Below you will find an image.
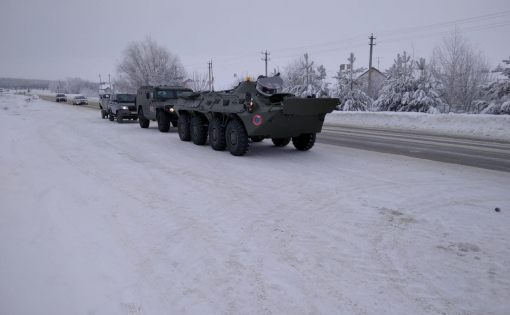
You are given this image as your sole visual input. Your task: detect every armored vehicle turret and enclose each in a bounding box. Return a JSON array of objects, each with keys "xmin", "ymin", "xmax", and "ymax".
[{"xmin": 173, "ymin": 75, "xmax": 339, "ymax": 156}]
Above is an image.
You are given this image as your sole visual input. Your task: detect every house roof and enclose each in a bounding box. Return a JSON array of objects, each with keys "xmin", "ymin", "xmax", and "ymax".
[{"xmin": 356, "ymin": 67, "xmax": 386, "ymax": 80}]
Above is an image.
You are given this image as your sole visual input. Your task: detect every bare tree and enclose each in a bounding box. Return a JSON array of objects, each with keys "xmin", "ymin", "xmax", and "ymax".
[
  {"xmin": 430, "ymin": 30, "xmax": 490, "ymax": 112},
  {"xmin": 186, "ymin": 71, "xmax": 209, "ymax": 91},
  {"xmin": 116, "ymin": 37, "xmax": 186, "ymax": 92}
]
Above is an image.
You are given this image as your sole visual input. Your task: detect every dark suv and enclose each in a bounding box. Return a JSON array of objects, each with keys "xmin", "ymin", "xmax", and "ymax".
[
  {"xmin": 107, "ymin": 93, "xmax": 137, "ymax": 123},
  {"xmin": 136, "ymin": 86, "xmax": 192, "ymax": 132},
  {"xmin": 56, "ymin": 93, "xmax": 67, "ymax": 102}
]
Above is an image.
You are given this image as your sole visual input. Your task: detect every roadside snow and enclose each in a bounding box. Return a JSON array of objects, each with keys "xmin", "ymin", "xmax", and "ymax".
[
  {"xmin": 326, "ymin": 111, "xmax": 510, "ymax": 141},
  {"xmin": 1, "ymin": 93, "xmax": 509, "ymax": 315}
]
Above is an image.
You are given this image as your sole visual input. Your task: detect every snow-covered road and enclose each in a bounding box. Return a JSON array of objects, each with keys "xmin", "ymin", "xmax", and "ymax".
[{"xmin": 1, "ymin": 93, "xmax": 509, "ymax": 315}]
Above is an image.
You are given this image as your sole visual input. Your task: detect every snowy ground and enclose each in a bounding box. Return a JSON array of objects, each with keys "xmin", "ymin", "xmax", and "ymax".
[
  {"xmin": 326, "ymin": 111, "xmax": 510, "ymax": 141},
  {"xmin": 1, "ymin": 93, "xmax": 509, "ymax": 315}
]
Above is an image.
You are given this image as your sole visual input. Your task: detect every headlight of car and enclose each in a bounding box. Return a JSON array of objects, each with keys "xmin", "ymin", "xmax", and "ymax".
[{"xmin": 121, "ymin": 106, "xmax": 128, "ymax": 110}]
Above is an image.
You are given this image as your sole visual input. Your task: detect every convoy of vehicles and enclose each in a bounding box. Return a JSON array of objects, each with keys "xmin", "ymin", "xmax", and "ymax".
[{"xmin": 55, "ymin": 75, "xmax": 338, "ymax": 156}]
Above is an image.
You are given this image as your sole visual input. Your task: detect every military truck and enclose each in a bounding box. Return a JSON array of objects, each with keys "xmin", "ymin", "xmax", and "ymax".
[
  {"xmin": 173, "ymin": 75, "xmax": 339, "ymax": 156},
  {"xmin": 136, "ymin": 86, "xmax": 192, "ymax": 132},
  {"xmin": 106, "ymin": 93, "xmax": 137, "ymax": 123}
]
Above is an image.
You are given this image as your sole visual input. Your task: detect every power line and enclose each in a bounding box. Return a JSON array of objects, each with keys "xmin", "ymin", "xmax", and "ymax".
[{"xmin": 182, "ymin": 10, "xmax": 510, "ymax": 71}]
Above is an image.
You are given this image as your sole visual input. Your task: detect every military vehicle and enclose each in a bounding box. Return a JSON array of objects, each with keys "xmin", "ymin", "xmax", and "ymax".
[
  {"xmin": 136, "ymin": 86, "xmax": 192, "ymax": 132},
  {"xmin": 173, "ymin": 75, "xmax": 339, "ymax": 156},
  {"xmin": 106, "ymin": 93, "xmax": 137, "ymax": 123}
]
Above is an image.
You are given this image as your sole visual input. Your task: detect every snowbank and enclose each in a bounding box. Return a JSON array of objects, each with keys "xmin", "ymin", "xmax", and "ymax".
[
  {"xmin": 326, "ymin": 111, "xmax": 510, "ymax": 141},
  {"xmin": 1, "ymin": 93, "xmax": 510, "ymax": 315}
]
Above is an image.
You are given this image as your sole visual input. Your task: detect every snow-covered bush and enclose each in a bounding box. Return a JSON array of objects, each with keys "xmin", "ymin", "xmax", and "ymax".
[
  {"xmin": 374, "ymin": 53, "xmax": 444, "ymax": 113},
  {"xmin": 283, "ymin": 53, "xmax": 329, "ymax": 97},
  {"xmin": 330, "ymin": 53, "xmax": 371, "ymax": 111},
  {"xmin": 477, "ymin": 56, "xmax": 510, "ymax": 115}
]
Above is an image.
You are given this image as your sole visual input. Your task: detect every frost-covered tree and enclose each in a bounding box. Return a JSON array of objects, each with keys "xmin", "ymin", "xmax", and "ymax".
[
  {"xmin": 282, "ymin": 53, "xmax": 329, "ymax": 97},
  {"xmin": 476, "ymin": 56, "xmax": 510, "ymax": 115},
  {"xmin": 331, "ymin": 53, "xmax": 372, "ymax": 111},
  {"xmin": 116, "ymin": 37, "xmax": 186, "ymax": 92},
  {"xmin": 430, "ymin": 30, "xmax": 490, "ymax": 113},
  {"xmin": 187, "ymin": 71, "xmax": 209, "ymax": 91},
  {"xmin": 374, "ymin": 52, "xmax": 444, "ymax": 113}
]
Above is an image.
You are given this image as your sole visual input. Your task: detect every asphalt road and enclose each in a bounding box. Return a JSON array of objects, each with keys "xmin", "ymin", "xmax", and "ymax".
[{"xmin": 319, "ymin": 125, "xmax": 510, "ymax": 172}]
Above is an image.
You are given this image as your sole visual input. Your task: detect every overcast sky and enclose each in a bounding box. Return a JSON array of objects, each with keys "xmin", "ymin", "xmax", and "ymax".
[{"xmin": 1, "ymin": 0, "xmax": 509, "ymax": 89}]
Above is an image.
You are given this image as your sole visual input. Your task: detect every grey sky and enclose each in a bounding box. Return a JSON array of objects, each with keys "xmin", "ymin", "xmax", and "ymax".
[{"xmin": 1, "ymin": 0, "xmax": 509, "ymax": 89}]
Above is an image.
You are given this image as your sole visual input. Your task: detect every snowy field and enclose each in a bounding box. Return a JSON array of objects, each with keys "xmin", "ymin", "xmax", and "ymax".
[
  {"xmin": 326, "ymin": 111, "xmax": 510, "ymax": 141},
  {"xmin": 1, "ymin": 93, "xmax": 509, "ymax": 315}
]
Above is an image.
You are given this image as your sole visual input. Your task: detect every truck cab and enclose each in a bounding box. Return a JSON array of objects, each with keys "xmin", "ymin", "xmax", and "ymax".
[{"xmin": 136, "ymin": 85, "xmax": 192, "ymax": 132}]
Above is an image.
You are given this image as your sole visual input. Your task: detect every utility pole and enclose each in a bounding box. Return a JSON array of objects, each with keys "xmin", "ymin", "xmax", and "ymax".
[
  {"xmin": 368, "ymin": 33, "xmax": 376, "ymax": 98},
  {"xmin": 261, "ymin": 50, "xmax": 270, "ymax": 76},
  {"xmin": 208, "ymin": 60, "xmax": 214, "ymax": 92}
]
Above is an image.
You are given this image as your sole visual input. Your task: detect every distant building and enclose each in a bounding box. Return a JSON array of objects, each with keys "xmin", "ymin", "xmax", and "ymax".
[{"xmin": 356, "ymin": 67, "xmax": 386, "ymax": 99}]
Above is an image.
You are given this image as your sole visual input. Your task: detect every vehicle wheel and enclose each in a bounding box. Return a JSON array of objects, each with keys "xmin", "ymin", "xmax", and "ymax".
[
  {"xmin": 226, "ymin": 119, "xmax": 249, "ymax": 156},
  {"xmin": 191, "ymin": 115, "xmax": 208, "ymax": 145},
  {"xmin": 117, "ymin": 114, "xmax": 124, "ymax": 123},
  {"xmin": 178, "ymin": 112, "xmax": 191, "ymax": 141},
  {"xmin": 272, "ymin": 137, "xmax": 291, "ymax": 147},
  {"xmin": 292, "ymin": 133, "xmax": 316, "ymax": 151},
  {"xmin": 250, "ymin": 136, "xmax": 264, "ymax": 143},
  {"xmin": 209, "ymin": 117, "xmax": 226, "ymax": 151},
  {"xmin": 109, "ymin": 113, "xmax": 114, "ymax": 121},
  {"xmin": 138, "ymin": 108, "xmax": 150, "ymax": 128},
  {"xmin": 157, "ymin": 111, "xmax": 170, "ymax": 132}
]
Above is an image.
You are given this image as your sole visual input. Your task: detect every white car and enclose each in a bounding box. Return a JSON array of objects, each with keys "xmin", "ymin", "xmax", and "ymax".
[{"xmin": 72, "ymin": 95, "xmax": 88, "ymax": 105}]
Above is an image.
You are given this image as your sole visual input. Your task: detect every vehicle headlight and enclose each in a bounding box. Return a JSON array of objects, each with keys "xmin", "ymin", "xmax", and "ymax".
[
  {"xmin": 169, "ymin": 107, "xmax": 175, "ymax": 112},
  {"xmin": 121, "ymin": 106, "xmax": 128, "ymax": 110}
]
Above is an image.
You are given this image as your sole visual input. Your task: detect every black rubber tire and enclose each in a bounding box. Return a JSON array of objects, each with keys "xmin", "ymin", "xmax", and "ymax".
[
  {"xmin": 226, "ymin": 119, "xmax": 249, "ymax": 156},
  {"xmin": 250, "ymin": 136, "xmax": 264, "ymax": 143},
  {"xmin": 138, "ymin": 108, "xmax": 149, "ymax": 128},
  {"xmin": 157, "ymin": 111, "xmax": 170, "ymax": 132},
  {"xmin": 272, "ymin": 137, "xmax": 291, "ymax": 147},
  {"xmin": 292, "ymin": 133, "xmax": 316, "ymax": 151},
  {"xmin": 117, "ymin": 114, "xmax": 123, "ymax": 124},
  {"xmin": 191, "ymin": 115, "xmax": 208, "ymax": 145},
  {"xmin": 178, "ymin": 112, "xmax": 191, "ymax": 141},
  {"xmin": 209, "ymin": 117, "xmax": 226, "ymax": 151},
  {"xmin": 109, "ymin": 113, "xmax": 114, "ymax": 122}
]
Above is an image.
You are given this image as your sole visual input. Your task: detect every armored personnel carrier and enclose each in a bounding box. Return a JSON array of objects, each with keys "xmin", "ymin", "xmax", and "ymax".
[
  {"xmin": 173, "ymin": 75, "xmax": 339, "ymax": 156},
  {"xmin": 136, "ymin": 85, "xmax": 192, "ymax": 132}
]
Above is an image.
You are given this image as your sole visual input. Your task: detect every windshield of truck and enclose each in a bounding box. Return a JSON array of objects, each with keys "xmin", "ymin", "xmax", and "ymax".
[
  {"xmin": 156, "ymin": 90, "xmax": 189, "ymax": 100},
  {"xmin": 115, "ymin": 94, "xmax": 136, "ymax": 103},
  {"xmin": 256, "ymin": 76, "xmax": 283, "ymax": 96},
  {"xmin": 57, "ymin": 94, "xmax": 65, "ymax": 97}
]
